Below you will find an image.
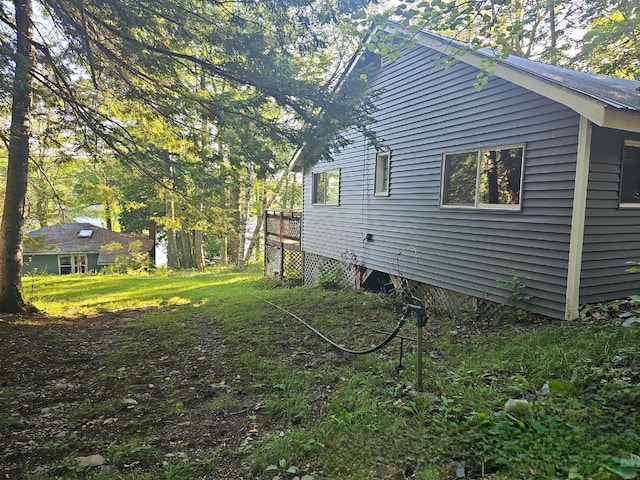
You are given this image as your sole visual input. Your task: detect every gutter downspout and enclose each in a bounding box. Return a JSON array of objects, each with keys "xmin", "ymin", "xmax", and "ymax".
[{"xmin": 565, "ymin": 116, "xmax": 592, "ymax": 320}]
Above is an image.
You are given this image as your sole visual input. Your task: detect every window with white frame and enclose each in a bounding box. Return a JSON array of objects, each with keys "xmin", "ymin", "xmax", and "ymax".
[
  {"xmin": 620, "ymin": 140, "xmax": 640, "ymax": 207},
  {"xmin": 441, "ymin": 145, "xmax": 525, "ymax": 210},
  {"xmin": 374, "ymin": 151, "xmax": 391, "ymax": 196},
  {"xmin": 312, "ymin": 169, "xmax": 340, "ymax": 205},
  {"xmin": 59, "ymin": 254, "xmax": 88, "ymax": 274}
]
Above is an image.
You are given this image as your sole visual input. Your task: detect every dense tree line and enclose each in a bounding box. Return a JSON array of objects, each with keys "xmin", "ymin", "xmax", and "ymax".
[{"xmin": 0, "ymin": 0, "xmax": 375, "ymax": 312}]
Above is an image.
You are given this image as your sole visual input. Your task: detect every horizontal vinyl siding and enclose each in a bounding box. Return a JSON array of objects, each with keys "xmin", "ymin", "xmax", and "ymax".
[
  {"xmin": 303, "ymin": 45, "xmax": 580, "ymax": 319},
  {"xmin": 22, "ymin": 253, "xmax": 101, "ymax": 274},
  {"xmin": 581, "ymin": 126, "xmax": 640, "ymax": 303},
  {"xmin": 23, "ymin": 254, "xmax": 57, "ymax": 274}
]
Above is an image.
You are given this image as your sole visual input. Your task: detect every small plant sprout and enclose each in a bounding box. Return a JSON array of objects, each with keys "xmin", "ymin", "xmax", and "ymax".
[
  {"xmin": 498, "ymin": 272, "xmax": 532, "ymax": 321},
  {"xmin": 266, "ymin": 459, "xmax": 311, "ymax": 480}
]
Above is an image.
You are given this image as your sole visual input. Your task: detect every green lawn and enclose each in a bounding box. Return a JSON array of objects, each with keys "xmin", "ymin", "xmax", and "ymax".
[{"xmin": 7, "ymin": 266, "xmax": 640, "ymax": 479}]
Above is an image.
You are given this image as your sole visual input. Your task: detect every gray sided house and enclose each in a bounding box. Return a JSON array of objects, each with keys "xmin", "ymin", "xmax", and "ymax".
[
  {"xmin": 292, "ymin": 27, "xmax": 640, "ymax": 320},
  {"xmin": 23, "ymin": 223, "xmax": 155, "ymax": 275}
]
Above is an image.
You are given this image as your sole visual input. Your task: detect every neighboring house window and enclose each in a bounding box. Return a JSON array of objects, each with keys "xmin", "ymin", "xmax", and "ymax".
[
  {"xmin": 374, "ymin": 151, "xmax": 391, "ymax": 196},
  {"xmin": 441, "ymin": 145, "xmax": 525, "ymax": 210},
  {"xmin": 620, "ymin": 140, "xmax": 640, "ymax": 207},
  {"xmin": 312, "ymin": 169, "xmax": 340, "ymax": 205},
  {"xmin": 59, "ymin": 254, "xmax": 87, "ymax": 274}
]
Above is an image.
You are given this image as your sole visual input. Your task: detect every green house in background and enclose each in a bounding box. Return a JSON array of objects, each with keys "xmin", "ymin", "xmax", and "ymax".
[{"xmin": 23, "ymin": 223, "xmax": 155, "ymax": 275}]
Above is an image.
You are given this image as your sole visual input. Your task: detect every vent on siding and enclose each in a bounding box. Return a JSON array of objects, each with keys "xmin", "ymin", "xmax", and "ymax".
[{"xmin": 381, "ymin": 54, "xmax": 393, "ymax": 69}]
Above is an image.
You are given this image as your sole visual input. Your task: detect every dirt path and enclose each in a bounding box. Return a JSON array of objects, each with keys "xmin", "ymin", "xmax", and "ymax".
[{"xmin": 0, "ymin": 311, "xmax": 255, "ymax": 478}]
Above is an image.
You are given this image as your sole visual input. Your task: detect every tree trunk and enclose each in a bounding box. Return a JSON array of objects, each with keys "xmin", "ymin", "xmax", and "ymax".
[
  {"xmin": 193, "ymin": 229, "xmax": 205, "ymax": 271},
  {"xmin": 179, "ymin": 230, "xmax": 193, "ymax": 269},
  {"xmin": 219, "ymin": 190, "xmax": 228, "ymax": 265},
  {"xmin": 244, "ymin": 183, "xmax": 266, "ymax": 263},
  {"xmin": 229, "ymin": 186, "xmax": 240, "ymax": 264},
  {"xmin": 105, "ymin": 200, "xmax": 113, "ymax": 230},
  {"xmin": 166, "ymin": 228, "xmax": 180, "ymax": 269},
  {"xmin": 0, "ymin": 0, "xmax": 35, "ymax": 313},
  {"xmin": 166, "ymin": 162, "xmax": 180, "ymax": 269},
  {"xmin": 220, "ymin": 235, "xmax": 228, "ymax": 265},
  {"xmin": 485, "ymin": 150, "xmax": 499, "ymax": 204},
  {"xmin": 237, "ymin": 163, "xmax": 254, "ymax": 267},
  {"xmin": 194, "ymin": 63, "xmax": 207, "ymax": 272},
  {"xmin": 548, "ymin": 0, "xmax": 557, "ymax": 50}
]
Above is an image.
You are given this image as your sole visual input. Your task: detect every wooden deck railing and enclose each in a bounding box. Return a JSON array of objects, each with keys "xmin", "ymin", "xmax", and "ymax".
[
  {"xmin": 265, "ymin": 210, "xmax": 301, "ymax": 242},
  {"xmin": 264, "ymin": 210, "xmax": 303, "ymax": 282},
  {"xmin": 264, "ymin": 210, "xmax": 301, "ymax": 250}
]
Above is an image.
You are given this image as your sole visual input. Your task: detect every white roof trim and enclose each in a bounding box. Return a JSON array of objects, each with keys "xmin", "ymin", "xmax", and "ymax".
[{"xmin": 289, "ymin": 147, "xmax": 304, "ymax": 172}]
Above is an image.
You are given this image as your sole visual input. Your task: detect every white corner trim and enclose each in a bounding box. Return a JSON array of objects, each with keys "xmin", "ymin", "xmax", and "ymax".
[{"xmin": 565, "ymin": 116, "xmax": 592, "ymax": 320}]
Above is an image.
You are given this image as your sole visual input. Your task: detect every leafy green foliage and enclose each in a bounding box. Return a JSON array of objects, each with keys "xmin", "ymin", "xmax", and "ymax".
[
  {"xmin": 265, "ymin": 458, "xmax": 308, "ymax": 480},
  {"xmin": 576, "ymin": 0, "xmax": 640, "ymax": 80},
  {"xmin": 498, "ymin": 272, "xmax": 532, "ymax": 321},
  {"xmin": 100, "ymin": 240, "xmax": 154, "ymax": 274}
]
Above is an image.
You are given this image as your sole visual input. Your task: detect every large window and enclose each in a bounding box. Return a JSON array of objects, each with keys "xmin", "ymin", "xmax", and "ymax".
[
  {"xmin": 441, "ymin": 145, "xmax": 525, "ymax": 210},
  {"xmin": 620, "ymin": 140, "xmax": 640, "ymax": 207},
  {"xmin": 312, "ymin": 169, "xmax": 340, "ymax": 205},
  {"xmin": 59, "ymin": 254, "xmax": 87, "ymax": 274},
  {"xmin": 374, "ymin": 151, "xmax": 391, "ymax": 196}
]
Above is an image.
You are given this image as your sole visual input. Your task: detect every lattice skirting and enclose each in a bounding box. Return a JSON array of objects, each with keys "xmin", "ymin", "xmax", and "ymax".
[
  {"xmin": 303, "ymin": 252, "xmax": 357, "ymax": 290},
  {"xmin": 389, "ymin": 275, "xmax": 493, "ymax": 321},
  {"xmin": 300, "ymin": 252, "xmax": 502, "ymax": 320},
  {"xmin": 264, "ymin": 244, "xmax": 304, "ymax": 282}
]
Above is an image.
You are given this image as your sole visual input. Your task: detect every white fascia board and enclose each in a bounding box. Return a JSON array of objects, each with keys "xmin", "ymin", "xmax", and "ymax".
[
  {"xmin": 600, "ymin": 109, "xmax": 640, "ymax": 133},
  {"xmin": 289, "ymin": 147, "xmax": 304, "ymax": 172}
]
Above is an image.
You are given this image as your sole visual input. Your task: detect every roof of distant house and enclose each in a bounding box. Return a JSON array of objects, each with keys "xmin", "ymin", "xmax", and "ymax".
[{"xmin": 24, "ymin": 223, "xmax": 154, "ymax": 264}]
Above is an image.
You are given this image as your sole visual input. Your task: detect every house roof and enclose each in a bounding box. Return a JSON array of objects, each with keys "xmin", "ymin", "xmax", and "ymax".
[
  {"xmin": 24, "ymin": 223, "xmax": 154, "ymax": 265},
  {"xmin": 492, "ymin": 53, "xmax": 640, "ymax": 111},
  {"xmin": 393, "ymin": 26, "xmax": 639, "ymax": 112},
  {"xmin": 290, "ymin": 25, "xmax": 640, "ymax": 172},
  {"xmin": 403, "ymin": 26, "xmax": 640, "ymax": 132}
]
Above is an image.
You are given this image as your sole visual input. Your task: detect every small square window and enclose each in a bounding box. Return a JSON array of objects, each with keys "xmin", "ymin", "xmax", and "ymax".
[
  {"xmin": 374, "ymin": 151, "xmax": 391, "ymax": 196},
  {"xmin": 77, "ymin": 229, "xmax": 93, "ymax": 238},
  {"xmin": 620, "ymin": 140, "xmax": 640, "ymax": 207},
  {"xmin": 441, "ymin": 145, "xmax": 524, "ymax": 210},
  {"xmin": 312, "ymin": 169, "xmax": 340, "ymax": 205}
]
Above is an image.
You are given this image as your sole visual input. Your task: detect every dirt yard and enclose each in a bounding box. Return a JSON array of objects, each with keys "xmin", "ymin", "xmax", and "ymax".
[{"xmin": 0, "ymin": 310, "xmax": 261, "ymax": 479}]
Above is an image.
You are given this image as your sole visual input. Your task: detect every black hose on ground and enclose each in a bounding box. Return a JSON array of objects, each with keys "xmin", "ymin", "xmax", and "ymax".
[{"xmin": 256, "ymin": 296, "xmax": 407, "ymax": 355}]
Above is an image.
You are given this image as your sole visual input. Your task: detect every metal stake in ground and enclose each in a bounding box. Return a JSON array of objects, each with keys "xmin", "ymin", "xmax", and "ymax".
[
  {"xmin": 406, "ymin": 297, "xmax": 429, "ymax": 391},
  {"xmin": 372, "ymin": 330, "xmax": 417, "ymax": 372}
]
